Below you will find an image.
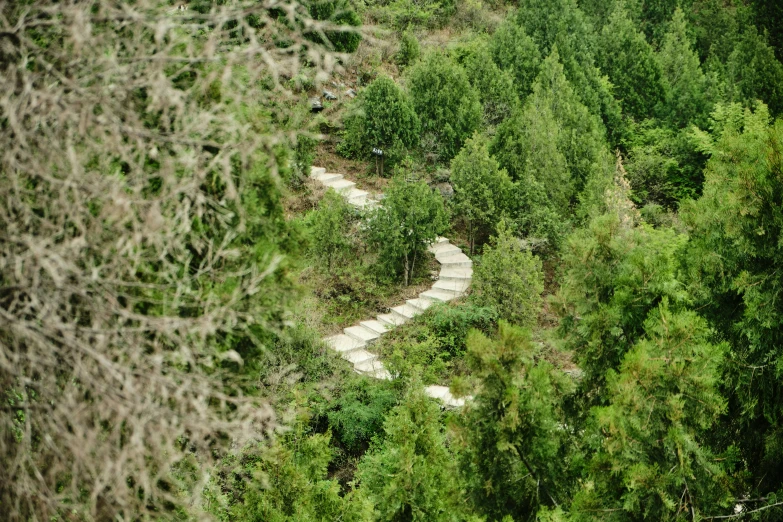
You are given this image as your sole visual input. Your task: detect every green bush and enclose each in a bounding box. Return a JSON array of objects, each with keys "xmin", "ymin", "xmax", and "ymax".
[
  {"xmin": 395, "ymin": 27, "xmax": 421, "ymax": 67},
  {"xmin": 338, "ymin": 76, "xmax": 420, "ymax": 172},
  {"xmin": 307, "ymin": 0, "xmax": 362, "ymax": 53},
  {"xmin": 422, "ymin": 302, "xmax": 498, "ymax": 357},
  {"xmin": 326, "ymin": 378, "xmax": 398, "ymax": 454},
  {"xmin": 407, "ymin": 52, "xmax": 482, "ymax": 161}
]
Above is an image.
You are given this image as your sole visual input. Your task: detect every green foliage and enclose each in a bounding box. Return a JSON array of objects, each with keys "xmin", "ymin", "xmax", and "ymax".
[
  {"xmin": 366, "ymin": 178, "xmax": 447, "ymax": 285},
  {"xmin": 595, "ymin": 5, "xmax": 665, "ymax": 122},
  {"xmin": 572, "ymin": 305, "xmax": 730, "ymax": 521},
  {"xmin": 492, "ymin": 49, "xmax": 608, "ymax": 246},
  {"xmin": 307, "ymin": 189, "xmax": 355, "ymax": 273},
  {"xmin": 356, "ymin": 388, "xmax": 464, "ymax": 521},
  {"xmin": 450, "ymin": 133, "xmax": 513, "ymax": 252},
  {"xmin": 458, "ymin": 322, "xmax": 575, "ymax": 519},
  {"xmin": 471, "ymin": 222, "xmax": 544, "ymax": 327},
  {"xmin": 396, "ymin": 27, "xmax": 421, "ymax": 67},
  {"xmin": 218, "ymin": 430, "xmax": 373, "ymax": 522},
  {"xmin": 291, "ymin": 134, "xmax": 318, "ymax": 187},
  {"xmin": 326, "ymin": 378, "xmax": 398, "ymax": 454},
  {"xmin": 339, "ymin": 76, "xmax": 421, "ymax": 169},
  {"xmin": 554, "ymin": 213, "xmax": 689, "ymax": 402},
  {"xmin": 624, "ymin": 123, "xmax": 706, "ymax": 207},
  {"xmin": 407, "ymin": 52, "xmax": 482, "ymax": 161},
  {"xmin": 307, "ymin": 0, "xmax": 363, "ymax": 52},
  {"xmin": 724, "ymin": 26, "xmax": 783, "ymax": 116},
  {"xmin": 682, "ymin": 103, "xmax": 783, "ymax": 494},
  {"xmin": 489, "ymin": 19, "xmax": 542, "ymax": 100},
  {"xmin": 656, "ymin": 8, "xmax": 715, "ymax": 129},
  {"xmin": 460, "ymin": 42, "xmax": 519, "ymax": 125},
  {"xmin": 421, "ymin": 302, "xmax": 498, "ymax": 358}
]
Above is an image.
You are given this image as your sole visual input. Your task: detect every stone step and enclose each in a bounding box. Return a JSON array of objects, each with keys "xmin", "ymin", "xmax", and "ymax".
[
  {"xmin": 346, "ymin": 188, "xmax": 370, "ymax": 204},
  {"xmin": 424, "ymin": 385, "xmax": 468, "ymax": 408},
  {"xmin": 344, "ymin": 325, "xmax": 381, "ymax": 345},
  {"xmin": 436, "ymin": 249, "xmax": 469, "ymax": 262},
  {"xmin": 360, "ymin": 320, "xmax": 390, "ymax": 336},
  {"xmin": 434, "ymin": 236, "xmax": 449, "ymax": 244},
  {"xmin": 438, "ymin": 253, "xmax": 472, "ymax": 268},
  {"xmin": 377, "ymin": 313, "xmax": 407, "ymax": 327},
  {"xmin": 391, "ymin": 304, "xmax": 421, "ymax": 322},
  {"xmin": 354, "ymin": 358, "xmax": 388, "ymax": 376},
  {"xmin": 315, "ymin": 172, "xmax": 343, "ymax": 184},
  {"xmin": 355, "ymin": 365, "xmax": 392, "ymax": 380},
  {"xmin": 325, "ymin": 334, "xmax": 365, "ymax": 354},
  {"xmin": 430, "ymin": 242, "xmax": 461, "ymax": 257},
  {"xmin": 406, "ymin": 298, "xmax": 433, "ymax": 313},
  {"xmin": 323, "ymin": 178, "xmax": 356, "ymax": 193},
  {"xmin": 310, "ymin": 166, "xmax": 326, "ymax": 177},
  {"xmin": 342, "ymin": 348, "xmax": 378, "ymax": 366},
  {"xmin": 439, "ymin": 267, "xmax": 473, "ymax": 282},
  {"xmin": 433, "ymin": 279, "xmax": 471, "ymax": 294},
  {"xmin": 420, "ymin": 288, "xmax": 460, "ymax": 303}
]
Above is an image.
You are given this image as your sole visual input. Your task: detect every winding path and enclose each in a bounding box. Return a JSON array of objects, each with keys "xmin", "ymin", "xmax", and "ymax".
[{"xmin": 310, "ymin": 166, "xmax": 472, "ymax": 407}]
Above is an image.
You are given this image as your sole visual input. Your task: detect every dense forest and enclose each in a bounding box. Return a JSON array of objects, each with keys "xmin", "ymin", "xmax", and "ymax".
[{"xmin": 2, "ymin": 0, "xmax": 783, "ymax": 520}]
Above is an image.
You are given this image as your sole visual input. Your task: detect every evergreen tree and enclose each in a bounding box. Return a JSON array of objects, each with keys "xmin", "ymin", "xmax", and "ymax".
[
  {"xmin": 489, "ymin": 19, "xmax": 542, "ymax": 100},
  {"xmin": 457, "ymin": 322, "xmax": 574, "ymax": 519},
  {"xmin": 461, "ymin": 42, "xmax": 519, "ymax": 125},
  {"xmin": 572, "ymin": 305, "xmax": 730, "ymax": 521},
  {"xmin": 656, "ymin": 8, "xmax": 714, "ymax": 129},
  {"xmin": 725, "ymin": 26, "xmax": 783, "ymax": 116},
  {"xmin": 366, "ymin": 178, "xmax": 447, "ymax": 285},
  {"xmin": 596, "ymin": 5, "xmax": 666, "ymax": 122},
  {"xmin": 554, "ymin": 213, "xmax": 689, "ymax": 403},
  {"xmin": 356, "ymin": 389, "xmax": 464, "ymax": 521},
  {"xmin": 682, "ymin": 103, "xmax": 783, "ymax": 498},
  {"xmin": 308, "ymin": 189, "xmax": 354, "ymax": 273},
  {"xmin": 407, "ymin": 52, "xmax": 482, "ymax": 161},
  {"xmin": 450, "ymin": 134, "xmax": 513, "ymax": 253},
  {"xmin": 339, "ymin": 76, "xmax": 421, "ymax": 170},
  {"xmin": 471, "ymin": 222, "xmax": 544, "ymax": 327}
]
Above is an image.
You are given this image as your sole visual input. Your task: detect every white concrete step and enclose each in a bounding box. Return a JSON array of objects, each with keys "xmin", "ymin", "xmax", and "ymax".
[
  {"xmin": 360, "ymin": 320, "xmax": 390, "ymax": 335},
  {"xmin": 325, "ymin": 334, "xmax": 366, "ymax": 354},
  {"xmin": 315, "ymin": 172, "xmax": 343, "ymax": 184},
  {"xmin": 344, "ymin": 325, "xmax": 381, "ymax": 345},
  {"xmin": 377, "ymin": 313, "xmax": 407, "ymax": 327},
  {"xmin": 310, "ymin": 166, "xmax": 326, "ymax": 177},
  {"xmin": 424, "ymin": 385, "xmax": 468, "ymax": 408},
  {"xmin": 391, "ymin": 304, "xmax": 421, "ymax": 322},
  {"xmin": 436, "ymin": 249, "xmax": 468, "ymax": 261},
  {"xmin": 346, "ymin": 188, "xmax": 369, "ymax": 204},
  {"xmin": 433, "ymin": 279, "xmax": 471, "ymax": 294},
  {"xmin": 430, "ymin": 242, "xmax": 461, "ymax": 257},
  {"xmin": 406, "ymin": 298, "xmax": 433, "ymax": 313},
  {"xmin": 342, "ymin": 348, "xmax": 378, "ymax": 366},
  {"xmin": 323, "ymin": 178, "xmax": 356, "ymax": 193},
  {"xmin": 439, "ymin": 253, "xmax": 472, "ymax": 268},
  {"xmin": 356, "ymin": 365, "xmax": 392, "ymax": 380},
  {"xmin": 354, "ymin": 358, "xmax": 388, "ymax": 375},
  {"xmin": 434, "ymin": 236, "xmax": 449, "ymax": 244},
  {"xmin": 439, "ymin": 267, "xmax": 473, "ymax": 282},
  {"xmin": 420, "ymin": 288, "xmax": 459, "ymax": 302}
]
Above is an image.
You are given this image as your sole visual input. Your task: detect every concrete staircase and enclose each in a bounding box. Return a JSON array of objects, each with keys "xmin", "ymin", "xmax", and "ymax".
[{"xmin": 311, "ymin": 166, "xmax": 472, "ymax": 408}]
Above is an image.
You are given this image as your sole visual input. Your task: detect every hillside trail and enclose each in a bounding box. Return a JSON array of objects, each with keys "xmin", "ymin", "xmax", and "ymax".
[{"xmin": 311, "ymin": 166, "xmax": 472, "ymax": 407}]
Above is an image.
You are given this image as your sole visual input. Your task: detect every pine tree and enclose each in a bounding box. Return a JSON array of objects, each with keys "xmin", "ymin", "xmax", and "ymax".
[
  {"xmin": 572, "ymin": 305, "xmax": 730, "ymax": 521},
  {"xmin": 450, "ymin": 134, "xmax": 513, "ymax": 253},
  {"xmin": 596, "ymin": 5, "xmax": 666, "ymax": 122},
  {"xmin": 490, "ymin": 19, "xmax": 542, "ymax": 100},
  {"xmin": 407, "ymin": 52, "xmax": 482, "ymax": 161},
  {"xmin": 457, "ymin": 322, "xmax": 574, "ymax": 519},
  {"xmin": 656, "ymin": 8, "xmax": 714, "ymax": 129}
]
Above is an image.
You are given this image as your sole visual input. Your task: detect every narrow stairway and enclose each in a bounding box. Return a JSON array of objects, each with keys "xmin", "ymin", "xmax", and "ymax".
[{"xmin": 311, "ymin": 166, "xmax": 472, "ymax": 408}]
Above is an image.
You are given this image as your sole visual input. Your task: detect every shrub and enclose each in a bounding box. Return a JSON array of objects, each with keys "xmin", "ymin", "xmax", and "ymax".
[
  {"xmin": 326, "ymin": 379, "xmax": 398, "ymax": 454},
  {"xmin": 396, "ymin": 27, "xmax": 421, "ymax": 67},
  {"xmin": 307, "ymin": 0, "xmax": 362, "ymax": 53},
  {"xmin": 471, "ymin": 221, "xmax": 544, "ymax": 327},
  {"xmin": 306, "ymin": 189, "xmax": 355, "ymax": 273},
  {"xmin": 422, "ymin": 302, "xmax": 498, "ymax": 357}
]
